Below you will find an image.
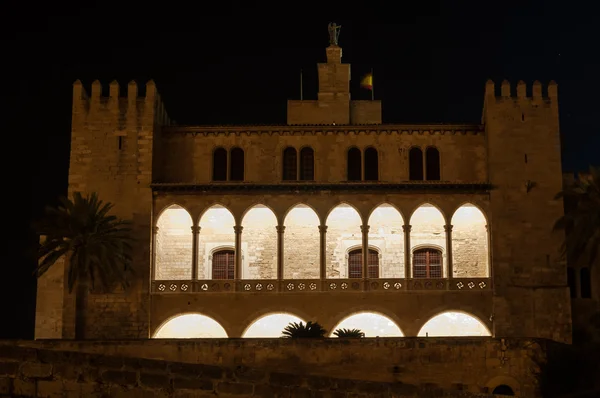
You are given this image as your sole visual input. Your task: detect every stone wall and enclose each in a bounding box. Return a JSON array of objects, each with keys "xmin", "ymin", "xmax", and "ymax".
[
  {"xmin": 242, "ymin": 207, "xmax": 278, "ymax": 279},
  {"xmin": 197, "ymin": 206, "xmax": 236, "ymax": 279},
  {"xmin": 451, "ymin": 205, "xmax": 489, "ymax": 277},
  {"xmin": 368, "ymin": 204, "xmax": 405, "ymax": 278},
  {"xmin": 160, "ymin": 129, "xmax": 487, "ymax": 184},
  {"xmin": 325, "ymin": 205, "xmax": 363, "ymax": 278},
  {"xmin": 3, "ymin": 338, "xmax": 543, "ymax": 397},
  {"xmin": 283, "ymin": 206, "xmax": 320, "ymax": 279}
]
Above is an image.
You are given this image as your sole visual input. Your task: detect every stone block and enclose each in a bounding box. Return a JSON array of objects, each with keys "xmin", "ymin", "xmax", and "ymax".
[
  {"xmin": 37, "ymin": 380, "xmax": 64, "ymax": 397},
  {"xmin": 100, "ymin": 369, "xmax": 137, "ymax": 385},
  {"xmin": 140, "ymin": 372, "xmax": 171, "ymax": 389},
  {"xmin": 20, "ymin": 362, "xmax": 52, "ymax": 378},
  {"xmin": 13, "ymin": 378, "xmax": 36, "ymax": 396},
  {"xmin": 0, "ymin": 361, "xmax": 19, "ymax": 377},
  {"xmin": 172, "ymin": 376, "xmax": 213, "ymax": 390},
  {"xmin": 216, "ymin": 381, "xmax": 254, "ymax": 395}
]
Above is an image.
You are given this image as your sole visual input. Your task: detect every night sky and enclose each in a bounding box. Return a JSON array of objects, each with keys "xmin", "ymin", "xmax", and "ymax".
[{"xmin": 3, "ymin": 2, "xmax": 598, "ymax": 339}]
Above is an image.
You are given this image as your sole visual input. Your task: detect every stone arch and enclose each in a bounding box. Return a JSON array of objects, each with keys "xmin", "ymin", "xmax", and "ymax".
[
  {"xmin": 347, "ymin": 146, "xmax": 362, "ymax": 181},
  {"xmin": 283, "ymin": 202, "xmax": 323, "ymax": 226},
  {"xmin": 154, "ymin": 204, "xmax": 193, "ymax": 280},
  {"xmin": 368, "ymin": 203, "xmax": 405, "ymax": 278},
  {"xmin": 155, "ymin": 203, "xmax": 192, "ymax": 226},
  {"xmin": 409, "ymin": 203, "xmax": 447, "ymax": 277},
  {"xmin": 451, "ymin": 203, "xmax": 489, "ymax": 277},
  {"xmin": 299, "ymin": 146, "xmax": 315, "ymax": 181},
  {"xmin": 325, "ymin": 203, "xmax": 363, "ymax": 279},
  {"xmin": 242, "ymin": 311, "xmax": 308, "ymax": 338},
  {"xmin": 241, "ymin": 204, "xmax": 278, "ymax": 279},
  {"xmin": 329, "ymin": 311, "xmax": 404, "ymax": 337},
  {"xmin": 417, "ymin": 310, "xmax": 492, "ymax": 337},
  {"xmin": 197, "ymin": 204, "xmax": 236, "ymax": 280},
  {"xmin": 283, "ymin": 204, "xmax": 320, "ymax": 279},
  {"xmin": 486, "ymin": 375, "xmax": 520, "ymax": 396},
  {"xmin": 212, "ymin": 146, "xmax": 228, "ymax": 181},
  {"xmin": 152, "ymin": 313, "xmax": 229, "ymax": 338}
]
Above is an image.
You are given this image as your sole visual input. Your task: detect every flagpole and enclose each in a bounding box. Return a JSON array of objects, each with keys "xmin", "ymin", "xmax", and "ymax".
[
  {"xmin": 300, "ymin": 68, "xmax": 303, "ymax": 100},
  {"xmin": 371, "ymin": 68, "xmax": 374, "ymax": 101}
]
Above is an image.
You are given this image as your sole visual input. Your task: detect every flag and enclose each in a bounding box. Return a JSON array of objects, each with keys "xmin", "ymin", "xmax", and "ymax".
[{"xmin": 361, "ymin": 73, "xmax": 373, "ymax": 90}]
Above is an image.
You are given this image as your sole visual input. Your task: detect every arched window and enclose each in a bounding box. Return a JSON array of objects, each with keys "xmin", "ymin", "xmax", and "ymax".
[
  {"xmin": 581, "ymin": 268, "xmax": 591, "ymax": 299},
  {"xmin": 425, "ymin": 147, "xmax": 441, "ymax": 180},
  {"xmin": 212, "ymin": 147, "xmax": 227, "ymax": 181},
  {"xmin": 492, "ymin": 385, "xmax": 515, "ymax": 396},
  {"xmin": 212, "ymin": 249, "xmax": 235, "ymax": 280},
  {"xmin": 409, "ymin": 147, "xmax": 423, "ymax": 181},
  {"xmin": 347, "ymin": 248, "xmax": 379, "ymax": 278},
  {"xmin": 567, "ymin": 267, "xmax": 576, "ymax": 298},
  {"xmin": 364, "ymin": 147, "xmax": 379, "ymax": 181},
  {"xmin": 413, "ymin": 248, "xmax": 442, "ymax": 278},
  {"xmin": 299, "ymin": 147, "xmax": 314, "ymax": 181},
  {"xmin": 229, "ymin": 147, "xmax": 244, "ymax": 181},
  {"xmin": 347, "ymin": 147, "xmax": 362, "ymax": 181},
  {"xmin": 282, "ymin": 147, "xmax": 297, "ymax": 181}
]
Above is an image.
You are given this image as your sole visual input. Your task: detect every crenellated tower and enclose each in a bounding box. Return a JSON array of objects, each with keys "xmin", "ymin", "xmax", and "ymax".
[
  {"xmin": 483, "ymin": 79, "xmax": 572, "ymax": 343},
  {"xmin": 35, "ymin": 79, "xmax": 170, "ymax": 339}
]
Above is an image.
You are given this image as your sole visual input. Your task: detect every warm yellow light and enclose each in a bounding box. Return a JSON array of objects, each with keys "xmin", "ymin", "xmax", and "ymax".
[
  {"xmin": 417, "ymin": 311, "xmax": 491, "ymax": 337},
  {"xmin": 153, "ymin": 314, "xmax": 228, "ymax": 338},
  {"xmin": 242, "ymin": 313, "xmax": 306, "ymax": 338},
  {"xmin": 330, "ymin": 312, "xmax": 404, "ymax": 337}
]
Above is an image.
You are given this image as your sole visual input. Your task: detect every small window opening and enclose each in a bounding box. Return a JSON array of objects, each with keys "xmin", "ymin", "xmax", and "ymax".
[
  {"xmin": 118, "ymin": 136, "xmax": 123, "ymax": 150},
  {"xmin": 524, "ymin": 154, "xmax": 528, "ymax": 163}
]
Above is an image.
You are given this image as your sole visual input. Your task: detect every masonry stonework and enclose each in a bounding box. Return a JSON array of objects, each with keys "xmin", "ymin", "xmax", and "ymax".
[{"xmin": 35, "ymin": 32, "xmax": 572, "ymax": 397}]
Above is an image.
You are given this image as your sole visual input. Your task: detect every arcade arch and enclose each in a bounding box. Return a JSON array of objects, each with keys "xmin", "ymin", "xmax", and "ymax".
[
  {"xmin": 325, "ymin": 204, "xmax": 362, "ymax": 278},
  {"xmin": 417, "ymin": 311, "xmax": 491, "ymax": 337},
  {"xmin": 283, "ymin": 204, "xmax": 320, "ymax": 279},
  {"xmin": 451, "ymin": 204, "xmax": 489, "ymax": 277},
  {"xmin": 242, "ymin": 312, "xmax": 307, "ymax": 338},
  {"xmin": 368, "ymin": 204, "xmax": 405, "ymax": 278},
  {"xmin": 410, "ymin": 204, "xmax": 446, "ymax": 277},
  {"xmin": 198, "ymin": 205, "xmax": 236, "ymax": 279},
  {"xmin": 155, "ymin": 205, "xmax": 193, "ymax": 280},
  {"xmin": 241, "ymin": 204, "xmax": 278, "ymax": 279},
  {"xmin": 153, "ymin": 313, "xmax": 228, "ymax": 338},
  {"xmin": 330, "ymin": 312, "xmax": 404, "ymax": 337}
]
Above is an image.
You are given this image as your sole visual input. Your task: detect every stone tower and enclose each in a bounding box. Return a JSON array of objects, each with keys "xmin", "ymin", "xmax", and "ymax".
[
  {"xmin": 287, "ymin": 42, "xmax": 381, "ymax": 125},
  {"xmin": 35, "ymin": 80, "xmax": 169, "ymax": 339},
  {"xmin": 484, "ymin": 80, "xmax": 572, "ymax": 343}
]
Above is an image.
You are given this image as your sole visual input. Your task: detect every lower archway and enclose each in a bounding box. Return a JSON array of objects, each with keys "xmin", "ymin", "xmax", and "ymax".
[
  {"xmin": 418, "ymin": 311, "xmax": 491, "ymax": 337},
  {"xmin": 492, "ymin": 385, "xmax": 515, "ymax": 395},
  {"xmin": 243, "ymin": 312, "xmax": 306, "ymax": 338},
  {"xmin": 330, "ymin": 312, "xmax": 404, "ymax": 337},
  {"xmin": 153, "ymin": 313, "xmax": 228, "ymax": 338}
]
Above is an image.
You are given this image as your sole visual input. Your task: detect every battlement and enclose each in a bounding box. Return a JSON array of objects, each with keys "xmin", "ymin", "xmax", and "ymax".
[
  {"xmin": 72, "ymin": 79, "xmax": 171, "ymax": 126},
  {"xmin": 485, "ymin": 79, "xmax": 557, "ymax": 102}
]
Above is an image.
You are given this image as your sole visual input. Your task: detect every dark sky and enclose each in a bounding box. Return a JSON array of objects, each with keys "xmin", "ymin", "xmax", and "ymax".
[{"xmin": 3, "ymin": 1, "xmax": 598, "ymax": 339}]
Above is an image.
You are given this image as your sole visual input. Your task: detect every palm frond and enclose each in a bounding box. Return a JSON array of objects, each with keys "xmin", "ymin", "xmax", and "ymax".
[{"xmin": 35, "ymin": 191, "xmax": 134, "ymax": 293}]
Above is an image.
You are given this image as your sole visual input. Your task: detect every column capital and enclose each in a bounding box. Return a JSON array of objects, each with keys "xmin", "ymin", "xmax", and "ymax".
[
  {"xmin": 152, "ymin": 226, "xmax": 159, "ymax": 234},
  {"xmin": 485, "ymin": 224, "xmax": 489, "ymax": 232},
  {"xmin": 319, "ymin": 225, "xmax": 328, "ymax": 233},
  {"xmin": 276, "ymin": 225, "xmax": 286, "ymax": 234},
  {"xmin": 444, "ymin": 224, "xmax": 453, "ymax": 232},
  {"xmin": 234, "ymin": 226, "xmax": 243, "ymax": 234},
  {"xmin": 360, "ymin": 225, "xmax": 370, "ymax": 233},
  {"xmin": 191, "ymin": 226, "xmax": 201, "ymax": 233},
  {"xmin": 402, "ymin": 224, "xmax": 412, "ymax": 233}
]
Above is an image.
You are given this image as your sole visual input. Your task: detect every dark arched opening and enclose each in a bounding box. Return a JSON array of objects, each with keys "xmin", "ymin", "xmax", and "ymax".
[
  {"xmin": 425, "ymin": 147, "xmax": 440, "ymax": 180},
  {"xmin": 282, "ymin": 147, "xmax": 297, "ymax": 181},
  {"xmin": 492, "ymin": 384, "xmax": 515, "ymax": 395},
  {"xmin": 299, "ymin": 147, "xmax": 314, "ymax": 180},
  {"xmin": 212, "ymin": 147, "xmax": 227, "ymax": 181},
  {"xmin": 347, "ymin": 147, "xmax": 362, "ymax": 181},
  {"xmin": 364, "ymin": 147, "xmax": 379, "ymax": 181},
  {"xmin": 409, "ymin": 147, "xmax": 423, "ymax": 181},
  {"xmin": 230, "ymin": 147, "xmax": 244, "ymax": 181}
]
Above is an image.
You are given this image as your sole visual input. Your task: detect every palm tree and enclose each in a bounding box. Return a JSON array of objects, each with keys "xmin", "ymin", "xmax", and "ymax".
[
  {"xmin": 281, "ymin": 321, "xmax": 327, "ymax": 338},
  {"xmin": 554, "ymin": 166, "xmax": 600, "ymax": 269},
  {"xmin": 35, "ymin": 192, "xmax": 134, "ymax": 338},
  {"xmin": 333, "ymin": 328, "xmax": 365, "ymax": 338}
]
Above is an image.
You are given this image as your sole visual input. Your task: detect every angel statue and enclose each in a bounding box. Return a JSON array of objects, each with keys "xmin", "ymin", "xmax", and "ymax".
[{"xmin": 328, "ymin": 22, "xmax": 341, "ymax": 46}]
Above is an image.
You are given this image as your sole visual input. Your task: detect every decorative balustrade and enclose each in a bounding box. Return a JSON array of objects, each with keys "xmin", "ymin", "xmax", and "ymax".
[{"xmin": 151, "ymin": 278, "xmax": 491, "ymax": 294}]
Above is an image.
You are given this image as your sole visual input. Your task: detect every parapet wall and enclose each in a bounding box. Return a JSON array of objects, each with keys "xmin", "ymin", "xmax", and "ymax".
[
  {"xmin": 11, "ymin": 337, "xmax": 545, "ymax": 396},
  {"xmin": 0, "ymin": 342, "xmax": 516, "ymax": 398}
]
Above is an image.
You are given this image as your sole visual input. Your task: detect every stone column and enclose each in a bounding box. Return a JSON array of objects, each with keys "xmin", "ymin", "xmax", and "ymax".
[
  {"xmin": 234, "ymin": 226, "xmax": 243, "ymax": 280},
  {"xmin": 361, "ymin": 225, "xmax": 370, "ymax": 290},
  {"xmin": 403, "ymin": 225, "xmax": 412, "ymax": 279},
  {"xmin": 191, "ymin": 226, "xmax": 200, "ymax": 280},
  {"xmin": 485, "ymin": 224, "xmax": 492, "ymax": 279},
  {"xmin": 151, "ymin": 226, "xmax": 159, "ymax": 281},
  {"xmin": 276, "ymin": 226, "xmax": 285, "ymax": 281},
  {"xmin": 319, "ymin": 225, "xmax": 328, "ymax": 282},
  {"xmin": 445, "ymin": 224, "xmax": 453, "ymax": 279}
]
